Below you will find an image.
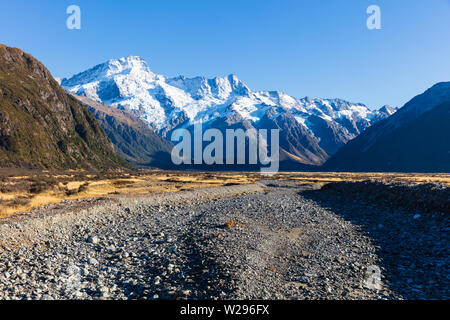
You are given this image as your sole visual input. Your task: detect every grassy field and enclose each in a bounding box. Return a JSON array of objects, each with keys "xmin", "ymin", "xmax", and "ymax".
[{"xmin": 0, "ymin": 168, "xmax": 449, "ymax": 218}]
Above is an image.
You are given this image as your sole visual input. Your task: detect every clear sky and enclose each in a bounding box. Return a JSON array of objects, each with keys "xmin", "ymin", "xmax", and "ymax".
[{"xmin": 0, "ymin": 0, "xmax": 449, "ymax": 109}]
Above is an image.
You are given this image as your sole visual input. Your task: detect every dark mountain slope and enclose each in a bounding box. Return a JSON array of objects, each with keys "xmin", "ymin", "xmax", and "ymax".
[
  {"xmin": 325, "ymin": 82, "xmax": 450, "ymax": 172},
  {"xmin": 324, "ymin": 92, "xmax": 450, "ymax": 172},
  {"xmin": 259, "ymin": 110, "xmax": 329, "ymax": 165},
  {"xmin": 0, "ymin": 44, "xmax": 125, "ymax": 169},
  {"xmin": 73, "ymin": 94, "xmax": 173, "ymax": 168}
]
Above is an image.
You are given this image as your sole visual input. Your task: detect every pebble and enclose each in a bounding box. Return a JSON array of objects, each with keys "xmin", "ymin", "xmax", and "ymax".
[
  {"xmin": 87, "ymin": 236, "xmax": 100, "ymax": 245},
  {"xmin": 0, "ymin": 182, "xmax": 446, "ymax": 300}
]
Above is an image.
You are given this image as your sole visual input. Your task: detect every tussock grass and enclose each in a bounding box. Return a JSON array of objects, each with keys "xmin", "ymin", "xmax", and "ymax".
[
  {"xmin": 0, "ymin": 169, "xmax": 448, "ymax": 219},
  {"xmin": 0, "ymin": 170, "xmax": 257, "ymax": 218}
]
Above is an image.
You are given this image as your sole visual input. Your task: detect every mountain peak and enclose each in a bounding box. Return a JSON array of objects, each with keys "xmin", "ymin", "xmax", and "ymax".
[
  {"xmin": 226, "ymin": 74, "xmax": 250, "ymax": 95},
  {"xmin": 379, "ymin": 105, "xmax": 396, "ymax": 115},
  {"xmin": 106, "ymin": 56, "xmax": 150, "ymax": 72},
  {"xmin": 227, "ymin": 73, "xmax": 239, "ymax": 82},
  {"xmin": 392, "ymin": 81, "xmax": 450, "ymax": 124},
  {"xmin": 62, "ymin": 56, "xmax": 394, "ymax": 159},
  {"xmin": 61, "ymin": 56, "xmax": 154, "ymax": 88}
]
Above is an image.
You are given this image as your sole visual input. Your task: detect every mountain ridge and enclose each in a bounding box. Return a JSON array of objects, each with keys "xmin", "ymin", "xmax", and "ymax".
[
  {"xmin": 62, "ymin": 56, "xmax": 395, "ymax": 165},
  {"xmin": 72, "ymin": 94, "xmax": 173, "ymax": 168},
  {"xmin": 324, "ymin": 82, "xmax": 450, "ymax": 172}
]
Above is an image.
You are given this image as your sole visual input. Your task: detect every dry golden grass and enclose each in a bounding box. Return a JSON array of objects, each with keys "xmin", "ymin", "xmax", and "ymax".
[
  {"xmin": 0, "ymin": 170, "xmax": 258, "ymax": 218},
  {"xmin": 273, "ymin": 172, "xmax": 450, "ymax": 186},
  {"xmin": 0, "ymin": 169, "xmax": 448, "ymax": 219}
]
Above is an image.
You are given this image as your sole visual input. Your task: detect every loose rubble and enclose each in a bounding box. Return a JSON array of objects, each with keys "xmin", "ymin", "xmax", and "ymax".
[{"xmin": 0, "ymin": 180, "xmax": 447, "ymax": 300}]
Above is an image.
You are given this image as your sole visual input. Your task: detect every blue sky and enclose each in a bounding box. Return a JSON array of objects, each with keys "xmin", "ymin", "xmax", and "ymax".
[{"xmin": 0, "ymin": 0, "xmax": 449, "ymax": 108}]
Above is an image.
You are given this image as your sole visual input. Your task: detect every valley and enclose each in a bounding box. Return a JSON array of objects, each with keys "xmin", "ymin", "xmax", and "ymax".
[
  {"xmin": 1, "ymin": 169, "xmax": 449, "ymax": 219},
  {"xmin": 0, "ymin": 42, "xmax": 448, "ymax": 303},
  {"xmin": 0, "ymin": 178, "xmax": 447, "ymax": 300}
]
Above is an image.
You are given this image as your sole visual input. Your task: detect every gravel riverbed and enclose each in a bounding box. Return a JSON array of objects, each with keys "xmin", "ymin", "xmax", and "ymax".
[{"xmin": 0, "ymin": 180, "xmax": 447, "ymax": 300}]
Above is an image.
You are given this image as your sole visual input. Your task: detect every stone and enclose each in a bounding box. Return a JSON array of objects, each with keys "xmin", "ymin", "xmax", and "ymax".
[{"xmin": 87, "ymin": 236, "xmax": 100, "ymax": 245}]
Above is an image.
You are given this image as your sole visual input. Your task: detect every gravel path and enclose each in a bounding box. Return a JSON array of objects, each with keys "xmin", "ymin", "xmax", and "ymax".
[{"xmin": 0, "ymin": 181, "xmax": 446, "ymax": 300}]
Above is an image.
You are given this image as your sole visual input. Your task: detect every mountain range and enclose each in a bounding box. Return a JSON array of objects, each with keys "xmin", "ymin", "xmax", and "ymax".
[
  {"xmin": 61, "ymin": 56, "xmax": 395, "ymax": 166},
  {"xmin": 0, "ymin": 44, "xmax": 447, "ymax": 172}
]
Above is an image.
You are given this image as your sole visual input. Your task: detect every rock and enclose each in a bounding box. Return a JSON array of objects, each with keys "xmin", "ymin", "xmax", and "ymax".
[
  {"xmin": 87, "ymin": 236, "xmax": 100, "ymax": 245},
  {"xmin": 181, "ymin": 289, "xmax": 191, "ymax": 296},
  {"xmin": 0, "ymin": 181, "xmax": 444, "ymax": 300}
]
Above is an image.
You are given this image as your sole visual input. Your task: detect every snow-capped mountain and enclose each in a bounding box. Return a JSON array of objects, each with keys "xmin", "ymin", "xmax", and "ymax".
[{"xmin": 62, "ymin": 56, "xmax": 395, "ymax": 165}]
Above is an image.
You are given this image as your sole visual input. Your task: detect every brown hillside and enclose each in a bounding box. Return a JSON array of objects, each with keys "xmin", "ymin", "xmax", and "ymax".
[{"xmin": 0, "ymin": 44, "xmax": 126, "ymax": 170}]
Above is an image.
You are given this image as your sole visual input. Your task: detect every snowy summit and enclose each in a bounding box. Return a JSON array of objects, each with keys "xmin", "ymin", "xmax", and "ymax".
[{"xmin": 62, "ymin": 56, "xmax": 395, "ymax": 164}]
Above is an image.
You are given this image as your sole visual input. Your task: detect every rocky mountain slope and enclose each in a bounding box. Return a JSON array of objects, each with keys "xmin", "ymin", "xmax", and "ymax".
[
  {"xmin": 324, "ymin": 82, "xmax": 450, "ymax": 172},
  {"xmin": 62, "ymin": 57, "xmax": 395, "ymax": 165},
  {"xmin": 73, "ymin": 94, "xmax": 173, "ymax": 168},
  {"xmin": 0, "ymin": 44, "xmax": 126, "ymax": 170}
]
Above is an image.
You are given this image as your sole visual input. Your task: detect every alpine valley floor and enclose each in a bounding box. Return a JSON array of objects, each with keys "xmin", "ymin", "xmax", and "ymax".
[{"xmin": 0, "ymin": 175, "xmax": 447, "ymax": 300}]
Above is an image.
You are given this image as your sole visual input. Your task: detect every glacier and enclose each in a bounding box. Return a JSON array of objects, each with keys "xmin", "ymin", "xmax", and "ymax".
[{"xmin": 61, "ymin": 56, "xmax": 396, "ymax": 165}]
